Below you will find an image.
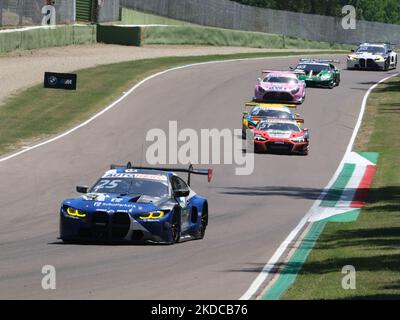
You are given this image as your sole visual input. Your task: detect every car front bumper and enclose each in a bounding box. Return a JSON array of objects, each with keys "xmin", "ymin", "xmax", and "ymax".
[
  {"xmin": 254, "ymin": 139, "xmax": 309, "ymax": 154},
  {"xmin": 254, "ymin": 91, "xmax": 303, "ymax": 104},
  {"xmin": 60, "ymin": 210, "xmax": 173, "ymax": 243},
  {"xmin": 305, "ymin": 79, "xmax": 334, "ymax": 88},
  {"xmin": 347, "ymin": 58, "xmax": 386, "ymax": 70}
]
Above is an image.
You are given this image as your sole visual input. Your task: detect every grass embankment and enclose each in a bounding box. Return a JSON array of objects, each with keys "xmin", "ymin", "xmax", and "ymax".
[
  {"xmin": 120, "ymin": 8, "xmax": 196, "ymax": 26},
  {"xmin": 284, "ymin": 75, "xmax": 400, "ymax": 299},
  {"xmin": 0, "ymin": 51, "xmax": 343, "ymax": 156},
  {"xmin": 118, "ymin": 8, "xmax": 352, "ymax": 50}
]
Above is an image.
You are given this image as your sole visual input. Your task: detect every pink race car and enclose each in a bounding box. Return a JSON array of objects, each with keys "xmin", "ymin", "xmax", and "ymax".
[{"xmin": 254, "ymin": 70, "xmax": 306, "ymax": 104}]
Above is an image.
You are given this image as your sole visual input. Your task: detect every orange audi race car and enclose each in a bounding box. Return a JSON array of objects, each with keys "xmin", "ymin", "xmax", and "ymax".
[
  {"xmin": 253, "ymin": 119, "xmax": 310, "ymax": 155},
  {"xmin": 242, "ymin": 103, "xmax": 304, "ymax": 139}
]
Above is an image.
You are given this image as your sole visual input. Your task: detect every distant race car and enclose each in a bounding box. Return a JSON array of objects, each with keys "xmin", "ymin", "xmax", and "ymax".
[
  {"xmin": 242, "ymin": 102, "xmax": 304, "ymax": 139},
  {"xmin": 347, "ymin": 43, "xmax": 398, "ymax": 71},
  {"xmin": 253, "ymin": 119, "xmax": 310, "ymax": 155},
  {"xmin": 293, "ymin": 59, "xmax": 341, "ymax": 89},
  {"xmin": 59, "ymin": 163, "xmax": 212, "ymax": 245},
  {"xmin": 254, "ymin": 70, "xmax": 306, "ymax": 104}
]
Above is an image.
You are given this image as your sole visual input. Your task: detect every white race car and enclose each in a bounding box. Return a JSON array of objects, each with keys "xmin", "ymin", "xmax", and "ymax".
[{"xmin": 347, "ymin": 43, "xmax": 397, "ymax": 71}]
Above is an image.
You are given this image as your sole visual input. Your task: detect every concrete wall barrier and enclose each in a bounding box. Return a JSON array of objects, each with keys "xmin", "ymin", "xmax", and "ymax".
[
  {"xmin": 0, "ymin": 25, "xmax": 96, "ymax": 54},
  {"xmin": 97, "ymin": 24, "xmax": 142, "ymax": 46}
]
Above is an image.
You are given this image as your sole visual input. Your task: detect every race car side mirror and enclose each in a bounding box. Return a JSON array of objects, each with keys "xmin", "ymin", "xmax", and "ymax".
[
  {"xmin": 76, "ymin": 186, "xmax": 89, "ymax": 194},
  {"xmin": 388, "ymin": 50, "xmax": 393, "ymax": 53},
  {"xmin": 351, "ymin": 49, "xmax": 355, "ymax": 52},
  {"xmin": 303, "ymin": 128, "xmax": 309, "ymax": 132},
  {"xmin": 174, "ymin": 189, "xmax": 190, "ymax": 198},
  {"xmin": 289, "ymin": 66, "xmax": 294, "ymax": 70},
  {"xmin": 257, "ymin": 78, "xmax": 262, "ymax": 83}
]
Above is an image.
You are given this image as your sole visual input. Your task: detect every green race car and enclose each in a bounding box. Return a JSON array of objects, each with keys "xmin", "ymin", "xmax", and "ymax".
[{"xmin": 292, "ymin": 59, "xmax": 341, "ymax": 89}]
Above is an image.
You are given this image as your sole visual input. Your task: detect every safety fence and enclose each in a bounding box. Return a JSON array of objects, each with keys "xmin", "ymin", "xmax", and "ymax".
[
  {"xmin": 120, "ymin": 0, "xmax": 400, "ymax": 45},
  {"xmin": 0, "ymin": 0, "xmax": 74, "ymax": 26},
  {"xmin": 0, "ymin": 0, "xmax": 119, "ymax": 27}
]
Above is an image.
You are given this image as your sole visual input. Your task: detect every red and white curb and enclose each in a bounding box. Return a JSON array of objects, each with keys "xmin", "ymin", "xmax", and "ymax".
[{"xmin": 309, "ymin": 152, "xmax": 378, "ymax": 222}]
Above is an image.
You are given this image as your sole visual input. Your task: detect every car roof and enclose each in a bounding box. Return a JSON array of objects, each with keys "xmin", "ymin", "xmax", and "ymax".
[
  {"xmin": 102, "ymin": 169, "xmax": 171, "ymax": 180},
  {"xmin": 298, "ymin": 62, "xmax": 330, "ymax": 67},
  {"xmin": 266, "ymin": 72, "xmax": 297, "ymax": 78},
  {"xmin": 359, "ymin": 43, "xmax": 386, "ymax": 48}
]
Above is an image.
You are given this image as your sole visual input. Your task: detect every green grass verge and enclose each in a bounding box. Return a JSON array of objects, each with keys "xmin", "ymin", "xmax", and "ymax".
[
  {"xmin": 283, "ymin": 75, "xmax": 400, "ymax": 300},
  {"xmin": 142, "ymin": 25, "xmax": 352, "ymax": 50},
  {"xmin": 0, "ymin": 51, "xmax": 344, "ymax": 156},
  {"xmin": 120, "ymin": 8, "xmax": 196, "ymax": 26}
]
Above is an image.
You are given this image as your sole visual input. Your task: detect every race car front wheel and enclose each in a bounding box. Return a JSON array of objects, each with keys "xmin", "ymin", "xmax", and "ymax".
[{"xmin": 384, "ymin": 59, "xmax": 390, "ymax": 71}]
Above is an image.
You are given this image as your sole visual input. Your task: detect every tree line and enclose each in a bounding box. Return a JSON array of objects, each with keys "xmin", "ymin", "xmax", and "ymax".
[{"xmin": 233, "ymin": 0, "xmax": 400, "ymax": 25}]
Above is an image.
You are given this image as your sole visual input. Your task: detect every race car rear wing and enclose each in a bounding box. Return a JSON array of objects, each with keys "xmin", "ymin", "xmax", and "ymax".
[
  {"xmin": 110, "ymin": 163, "xmax": 213, "ymax": 186},
  {"xmin": 262, "ymin": 69, "xmax": 305, "ymax": 75},
  {"xmin": 245, "ymin": 102, "xmax": 298, "ymax": 109},
  {"xmin": 299, "ymin": 58, "xmax": 340, "ymax": 64}
]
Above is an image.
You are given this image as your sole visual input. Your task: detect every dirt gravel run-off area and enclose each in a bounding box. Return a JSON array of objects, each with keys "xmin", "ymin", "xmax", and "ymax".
[{"xmin": 0, "ymin": 44, "xmax": 328, "ymax": 103}]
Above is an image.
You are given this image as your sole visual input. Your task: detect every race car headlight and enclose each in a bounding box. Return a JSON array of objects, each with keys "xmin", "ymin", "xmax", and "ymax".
[
  {"xmin": 139, "ymin": 211, "xmax": 166, "ymax": 220},
  {"xmin": 291, "ymin": 87, "xmax": 300, "ymax": 94},
  {"xmin": 375, "ymin": 57, "xmax": 385, "ymax": 62},
  {"xmin": 291, "ymin": 136, "xmax": 306, "ymax": 143},
  {"xmin": 258, "ymin": 86, "xmax": 266, "ymax": 93},
  {"xmin": 320, "ymin": 74, "xmax": 331, "ymax": 80},
  {"xmin": 348, "ymin": 55, "xmax": 358, "ymax": 61},
  {"xmin": 66, "ymin": 207, "xmax": 87, "ymax": 218},
  {"xmin": 254, "ymin": 134, "xmax": 267, "ymax": 141}
]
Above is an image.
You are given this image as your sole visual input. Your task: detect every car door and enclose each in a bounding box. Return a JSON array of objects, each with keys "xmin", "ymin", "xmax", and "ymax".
[{"xmin": 171, "ymin": 176, "xmax": 191, "ymax": 232}]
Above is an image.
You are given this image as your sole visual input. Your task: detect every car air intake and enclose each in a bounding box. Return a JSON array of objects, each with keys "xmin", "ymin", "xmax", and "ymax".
[
  {"xmin": 92, "ymin": 212, "xmax": 109, "ymax": 239},
  {"xmin": 267, "ymin": 142, "xmax": 294, "ymax": 153},
  {"xmin": 264, "ymin": 92, "xmax": 293, "ymax": 101},
  {"xmin": 111, "ymin": 212, "xmax": 131, "ymax": 240}
]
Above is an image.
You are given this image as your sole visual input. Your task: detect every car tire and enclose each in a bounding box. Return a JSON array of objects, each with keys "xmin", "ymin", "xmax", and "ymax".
[
  {"xmin": 384, "ymin": 59, "xmax": 390, "ymax": 71},
  {"xmin": 299, "ymin": 145, "xmax": 309, "ymax": 156},
  {"xmin": 192, "ymin": 203, "xmax": 208, "ymax": 240},
  {"xmin": 169, "ymin": 210, "xmax": 181, "ymax": 244},
  {"xmin": 299, "ymin": 149, "xmax": 309, "ymax": 156}
]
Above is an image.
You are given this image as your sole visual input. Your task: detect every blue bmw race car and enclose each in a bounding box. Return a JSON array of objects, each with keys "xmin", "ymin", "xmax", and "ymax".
[{"xmin": 59, "ymin": 163, "xmax": 212, "ymax": 245}]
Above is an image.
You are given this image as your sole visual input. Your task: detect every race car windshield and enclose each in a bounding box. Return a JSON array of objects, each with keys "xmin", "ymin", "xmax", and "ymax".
[
  {"xmin": 357, "ymin": 46, "xmax": 386, "ymax": 54},
  {"xmin": 296, "ymin": 64, "xmax": 330, "ymax": 74},
  {"xmin": 264, "ymin": 77, "xmax": 298, "ymax": 84},
  {"xmin": 258, "ymin": 122, "xmax": 300, "ymax": 132},
  {"xmin": 91, "ymin": 178, "xmax": 169, "ymax": 197},
  {"xmin": 250, "ymin": 109, "xmax": 293, "ymax": 119}
]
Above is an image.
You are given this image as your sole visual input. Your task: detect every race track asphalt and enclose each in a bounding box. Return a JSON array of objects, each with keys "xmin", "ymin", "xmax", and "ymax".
[{"xmin": 0, "ymin": 55, "xmax": 396, "ymax": 299}]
